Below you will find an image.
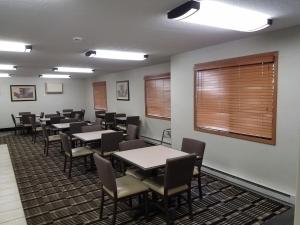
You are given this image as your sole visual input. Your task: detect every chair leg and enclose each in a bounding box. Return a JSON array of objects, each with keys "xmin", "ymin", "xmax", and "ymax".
[
  {"xmin": 99, "ymin": 190, "xmax": 105, "ymax": 219},
  {"xmin": 112, "ymin": 200, "xmax": 117, "ymax": 225},
  {"xmin": 164, "ymin": 196, "xmax": 171, "ymax": 225},
  {"xmin": 63, "ymin": 155, "xmax": 67, "ymax": 172},
  {"xmin": 68, "ymin": 158, "xmax": 73, "ymax": 178},
  {"xmin": 84, "ymin": 156, "xmax": 87, "ymax": 170},
  {"xmin": 197, "ymin": 174, "xmax": 202, "ymax": 199},
  {"xmin": 46, "ymin": 142, "xmax": 49, "ymax": 156},
  {"xmin": 144, "ymin": 192, "xmax": 148, "ymax": 220},
  {"xmin": 188, "ymin": 189, "xmax": 193, "ymax": 220}
]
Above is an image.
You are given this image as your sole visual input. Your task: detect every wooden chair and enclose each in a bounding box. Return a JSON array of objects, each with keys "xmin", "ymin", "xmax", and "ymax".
[
  {"xmin": 125, "ymin": 124, "xmax": 139, "ymax": 140},
  {"xmin": 99, "ymin": 131, "xmax": 123, "ymax": 158},
  {"xmin": 102, "ymin": 112, "xmax": 116, "ymax": 129},
  {"xmin": 119, "ymin": 139, "xmax": 148, "ymax": 180},
  {"xmin": 29, "ymin": 116, "xmax": 42, "ymax": 143},
  {"xmin": 41, "ymin": 124, "xmax": 61, "ymax": 156},
  {"xmin": 181, "ymin": 138, "xmax": 206, "ymax": 199},
  {"xmin": 11, "ymin": 114, "xmax": 23, "ymax": 135},
  {"xmin": 93, "ymin": 153, "xmax": 149, "ymax": 225},
  {"xmin": 143, "ymin": 154, "xmax": 196, "ymax": 225},
  {"xmin": 60, "ymin": 133, "xmax": 94, "ymax": 178}
]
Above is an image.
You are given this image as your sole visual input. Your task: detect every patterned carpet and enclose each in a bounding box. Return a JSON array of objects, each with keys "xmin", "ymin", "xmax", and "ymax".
[{"xmin": 0, "ymin": 133, "xmax": 290, "ymax": 225}]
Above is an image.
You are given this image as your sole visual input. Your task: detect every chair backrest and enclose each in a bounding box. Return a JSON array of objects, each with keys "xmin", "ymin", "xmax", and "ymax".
[
  {"xmin": 63, "ymin": 109, "xmax": 73, "ymax": 112},
  {"xmin": 21, "ymin": 114, "xmax": 35, "ymax": 125},
  {"xmin": 81, "ymin": 124, "xmax": 102, "ymax": 133},
  {"xmin": 69, "ymin": 121, "xmax": 87, "ymax": 134},
  {"xmin": 126, "ymin": 116, "xmax": 140, "ymax": 126},
  {"xmin": 164, "ymin": 154, "xmax": 196, "ymax": 191},
  {"xmin": 126, "ymin": 124, "xmax": 139, "ymax": 140},
  {"xmin": 40, "ymin": 112, "xmax": 44, "ymax": 118},
  {"xmin": 45, "ymin": 113, "xmax": 59, "ymax": 118},
  {"xmin": 73, "ymin": 112, "xmax": 81, "ymax": 120},
  {"xmin": 60, "ymin": 118, "xmax": 79, "ymax": 123},
  {"xmin": 93, "ymin": 153, "xmax": 117, "ymax": 195},
  {"xmin": 181, "ymin": 138, "xmax": 206, "ymax": 160},
  {"xmin": 60, "ymin": 133, "xmax": 72, "ymax": 156},
  {"xmin": 115, "ymin": 113, "xmax": 126, "ymax": 118},
  {"xmin": 41, "ymin": 124, "xmax": 49, "ymax": 141},
  {"xmin": 95, "ymin": 118, "xmax": 103, "ymax": 125},
  {"xmin": 95, "ymin": 110, "xmax": 105, "ymax": 117},
  {"xmin": 19, "ymin": 112, "xmax": 31, "ymax": 115},
  {"xmin": 101, "ymin": 131, "xmax": 123, "ymax": 154},
  {"xmin": 80, "ymin": 109, "xmax": 85, "ymax": 120},
  {"xmin": 11, "ymin": 114, "xmax": 17, "ymax": 126},
  {"xmin": 50, "ymin": 116, "xmax": 61, "ymax": 124},
  {"xmin": 104, "ymin": 112, "xmax": 116, "ymax": 123},
  {"xmin": 29, "ymin": 115, "xmax": 37, "ymax": 129},
  {"xmin": 119, "ymin": 139, "xmax": 146, "ymax": 151},
  {"xmin": 56, "ymin": 111, "xmax": 61, "ymax": 116}
]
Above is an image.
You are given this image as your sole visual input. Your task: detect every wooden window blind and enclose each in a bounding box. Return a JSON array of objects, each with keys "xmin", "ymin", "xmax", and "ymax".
[
  {"xmin": 194, "ymin": 52, "xmax": 278, "ymax": 145},
  {"xmin": 93, "ymin": 81, "xmax": 107, "ymax": 110},
  {"xmin": 145, "ymin": 74, "xmax": 171, "ymax": 120}
]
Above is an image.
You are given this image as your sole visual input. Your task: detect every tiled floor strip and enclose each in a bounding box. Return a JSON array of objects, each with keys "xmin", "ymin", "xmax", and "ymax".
[{"xmin": 0, "ymin": 144, "xmax": 27, "ymax": 225}]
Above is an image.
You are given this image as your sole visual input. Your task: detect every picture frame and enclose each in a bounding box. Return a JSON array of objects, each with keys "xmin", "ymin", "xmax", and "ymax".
[
  {"xmin": 10, "ymin": 85, "xmax": 37, "ymax": 102},
  {"xmin": 116, "ymin": 80, "xmax": 130, "ymax": 101}
]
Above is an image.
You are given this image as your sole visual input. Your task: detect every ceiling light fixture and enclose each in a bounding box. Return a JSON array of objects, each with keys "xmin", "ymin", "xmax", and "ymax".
[
  {"xmin": 39, "ymin": 74, "xmax": 71, "ymax": 79},
  {"xmin": 0, "ymin": 73, "xmax": 12, "ymax": 78},
  {"xmin": 85, "ymin": 50, "xmax": 148, "ymax": 61},
  {"xmin": 0, "ymin": 64, "xmax": 16, "ymax": 70},
  {"xmin": 167, "ymin": 0, "xmax": 272, "ymax": 32},
  {"xmin": 53, "ymin": 67, "xmax": 94, "ymax": 73},
  {"xmin": 0, "ymin": 41, "xmax": 32, "ymax": 53}
]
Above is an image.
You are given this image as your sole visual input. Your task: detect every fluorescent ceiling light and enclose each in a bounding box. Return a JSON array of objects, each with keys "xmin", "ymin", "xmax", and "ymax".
[
  {"xmin": 0, "ymin": 64, "xmax": 16, "ymax": 70},
  {"xmin": 53, "ymin": 67, "xmax": 94, "ymax": 73},
  {"xmin": 86, "ymin": 50, "xmax": 148, "ymax": 61},
  {"xmin": 167, "ymin": 0, "xmax": 272, "ymax": 32},
  {"xmin": 0, "ymin": 73, "xmax": 12, "ymax": 78},
  {"xmin": 167, "ymin": 1, "xmax": 200, "ymax": 20},
  {"xmin": 39, "ymin": 74, "xmax": 71, "ymax": 79},
  {"xmin": 0, "ymin": 41, "xmax": 32, "ymax": 52}
]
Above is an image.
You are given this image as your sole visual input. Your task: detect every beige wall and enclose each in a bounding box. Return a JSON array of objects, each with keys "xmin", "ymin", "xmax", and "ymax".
[
  {"xmin": 0, "ymin": 77, "xmax": 88, "ymax": 129},
  {"xmin": 85, "ymin": 63, "xmax": 171, "ymax": 142},
  {"xmin": 171, "ymin": 26, "xmax": 300, "ymax": 198}
]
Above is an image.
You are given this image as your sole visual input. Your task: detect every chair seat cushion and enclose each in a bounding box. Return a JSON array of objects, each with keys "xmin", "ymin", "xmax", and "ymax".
[
  {"xmin": 36, "ymin": 127, "xmax": 43, "ymax": 131},
  {"xmin": 116, "ymin": 125, "xmax": 126, "ymax": 131},
  {"xmin": 66, "ymin": 147, "xmax": 93, "ymax": 157},
  {"xmin": 125, "ymin": 168, "xmax": 146, "ymax": 180},
  {"xmin": 102, "ymin": 151, "xmax": 116, "ymax": 156},
  {"xmin": 103, "ymin": 175, "xmax": 148, "ymax": 198},
  {"xmin": 143, "ymin": 175, "xmax": 188, "ymax": 196},
  {"xmin": 49, "ymin": 135, "xmax": 61, "ymax": 142},
  {"xmin": 193, "ymin": 166, "xmax": 199, "ymax": 176}
]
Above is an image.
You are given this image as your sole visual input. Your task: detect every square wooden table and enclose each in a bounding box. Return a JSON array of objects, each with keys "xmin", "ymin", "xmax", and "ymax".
[
  {"xmin": 52, "ymin": 123, "xmax": 71, "ymax": 130},
  {"xmin": 52, "ymin": 122, "xmax": 91, "ymax": 130},
  {"xmin": 73, "ymin": 130, "xmax": 117, "ymax": 142},
  {"xmin": 113, "ymin": 145, "xmax": 188, "ymax": 170}
]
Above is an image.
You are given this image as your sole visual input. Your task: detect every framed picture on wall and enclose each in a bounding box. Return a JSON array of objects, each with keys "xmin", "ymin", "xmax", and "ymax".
[
  {"xmin": 116, "ymin": 80, "xmax": 130, "ymax": 101},
  {"xmin": 10, "ymin": 85, "xmax": 37, "ymax": 102}
]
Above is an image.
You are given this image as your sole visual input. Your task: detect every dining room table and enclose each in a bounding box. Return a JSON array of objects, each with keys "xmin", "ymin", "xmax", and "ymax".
[
  {"xmin": 113, "ymin": 145, "xmax": 188, "ymax": 170},
  {"xmin": 72, "ymin": 129, "xmax": 119, "ymax": 142}
]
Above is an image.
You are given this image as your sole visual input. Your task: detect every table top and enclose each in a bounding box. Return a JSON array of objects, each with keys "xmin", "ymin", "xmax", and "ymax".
[
  {"xmin": 16, "ymin": 115, "xmax": 40, "ymax": 119},
  {"xmin": 53, "ymin": 122, "xmax": 91, "ymax": 129},
  {"xmin": 39, "ymin": 118, "xmax": 50, "ymax": 122},
  {"xmin": 52, "ymin": 123, "xmax": 70, "ymax": 129},
  {"xmin": 114, "ymin": 145, "xmax": 188, "ymax": 170},
  {"xmin": 73, "ymin": 130, "xmax": 117, "ymax": 142},
  {"xmin": 116, "ymin": 117, "xmax": 126, "ymax": 121}
]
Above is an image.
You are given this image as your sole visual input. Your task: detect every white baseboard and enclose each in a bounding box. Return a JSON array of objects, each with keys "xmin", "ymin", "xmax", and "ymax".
[{"xmin": 202, "ymin": 165, "xmax": 295, "ymax": 205}]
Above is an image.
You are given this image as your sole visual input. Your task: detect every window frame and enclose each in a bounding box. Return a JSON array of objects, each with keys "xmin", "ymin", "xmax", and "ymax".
[
  {"xmin": 194, "ymin": 52, "xmax": 278, "ymax": 145},
  {"xmin": 144, "ymin": 73, "xmax": 171, "ymax": 121},
  {"xmin": 93, "ymin": 81, "xmax": 107, "ymax": 110}
]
